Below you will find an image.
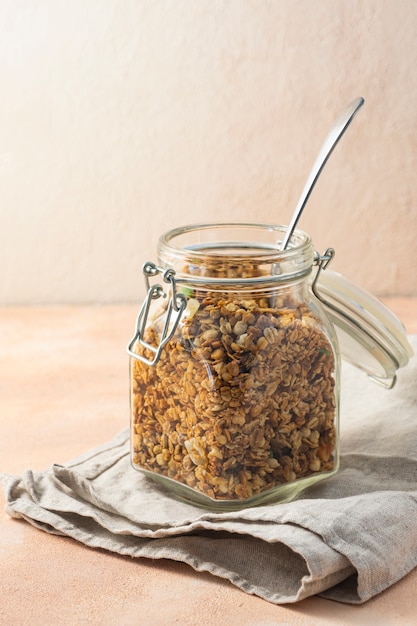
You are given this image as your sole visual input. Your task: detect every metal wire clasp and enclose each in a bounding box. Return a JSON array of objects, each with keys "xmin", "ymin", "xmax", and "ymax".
[
  {"xmin": 127, "ymin": 262, "xmax": 187, "ymax": 366},
  {"xmin": 311, "ymin": 247, "xmax": 335, "ymax": 298}
]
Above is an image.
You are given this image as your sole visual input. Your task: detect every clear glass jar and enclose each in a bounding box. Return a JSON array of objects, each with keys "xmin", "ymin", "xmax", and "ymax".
[{"xmin": 128, "ymin": 223, "xmax": 341, "ymax": 510}]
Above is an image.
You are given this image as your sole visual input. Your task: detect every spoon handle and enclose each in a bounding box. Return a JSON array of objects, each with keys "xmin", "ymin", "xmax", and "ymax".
[{"xmin": 281, "ymin": 96, "xmax": 365, "ymax": 250}]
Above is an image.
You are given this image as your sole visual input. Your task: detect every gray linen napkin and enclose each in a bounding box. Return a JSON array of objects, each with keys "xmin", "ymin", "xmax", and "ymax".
[{"xmin": 2, "ymin": 336, "xmax": 417, "ymax": 605}]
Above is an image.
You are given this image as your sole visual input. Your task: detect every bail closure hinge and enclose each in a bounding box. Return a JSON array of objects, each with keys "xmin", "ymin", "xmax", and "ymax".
[
  {"xmin": 127, "ymin": 262, "xmax": 187, "ymax": 366},
  {"xmin": 312, "ymin": 247, "xmax": 335, "ymax": 298}
]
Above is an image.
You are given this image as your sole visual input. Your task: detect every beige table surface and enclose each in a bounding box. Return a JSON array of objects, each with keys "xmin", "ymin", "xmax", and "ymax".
[{"xmin": 1, "ymin": 300, "xmax": 416, "ymax": 626}]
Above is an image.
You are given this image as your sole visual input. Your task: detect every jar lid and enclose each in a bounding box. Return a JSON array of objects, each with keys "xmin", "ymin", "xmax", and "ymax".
[{"xmin": 316, "ymin": 269, "xmax": 414, "ymax": 387}]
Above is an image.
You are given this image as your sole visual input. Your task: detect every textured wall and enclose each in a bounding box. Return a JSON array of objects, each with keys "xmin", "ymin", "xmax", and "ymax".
[{"xmin": 1, "ymin": 0, "xmax": 416, "ymax": 303}]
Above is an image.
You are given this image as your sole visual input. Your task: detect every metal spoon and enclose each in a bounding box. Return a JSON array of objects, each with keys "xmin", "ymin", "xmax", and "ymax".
[{"xmin": 280, "ymin": 96, "xmax": 365, "ymax": 250}]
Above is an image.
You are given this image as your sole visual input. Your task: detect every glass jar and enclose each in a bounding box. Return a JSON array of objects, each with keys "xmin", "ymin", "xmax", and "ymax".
[{"xmin": 128, "ymin": 223, "xmax": 341, "ymax": 510}]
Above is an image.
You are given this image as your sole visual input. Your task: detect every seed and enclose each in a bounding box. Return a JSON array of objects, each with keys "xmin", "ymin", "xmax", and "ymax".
[
  {"xmin": 231, "ymin": 414, "xmax": 245, "ymax": 426},
  {"xmin": 202, "ymin": 329, "xmax": 219, "ymax": 342},
  {"xmin": 227, "ymin": 361, "xmax": 240, "ymax": 377},
  {"xmin": 267, "ymin": 457, "xmax": 279, "ymax": 469},
  {"xmin": 233, "ymin": 320, "xmax": 248, "ymax": 336},
  {"xmin": 257, "ymin": 337, "xmax": 268, "ymax": 351},
  {"xmin": 220, "ymin": 320, "xmax": 232, "ymax": 334},
  {"xmin": 211, "ymin": 347, "xmax": 225, "ymax": 361},
  {"xmin": 309, "ymin": 458, "xmax": 321, "ymax": 472},
  {"xmin": 250, "ymin": 404, "xmax": 263, "ymax": 418},
  {"xmin": 266, "ymin": 381, "xmax": 279, "ymax": 396},
  {"xmin": 264, "ymin": 327, "xmax": 279, "ymax": 343}
]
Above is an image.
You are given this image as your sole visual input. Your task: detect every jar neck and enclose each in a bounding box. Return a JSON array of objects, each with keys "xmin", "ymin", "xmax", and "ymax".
[{"xmin": 158, "ymin": 222, "xmax": 315, "ymax": 286}]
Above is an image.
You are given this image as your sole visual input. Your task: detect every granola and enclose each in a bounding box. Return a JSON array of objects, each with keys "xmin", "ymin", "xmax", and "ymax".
[{"xmin": 130, "ymin": 266, "xmax": 337, "ymax": 502}]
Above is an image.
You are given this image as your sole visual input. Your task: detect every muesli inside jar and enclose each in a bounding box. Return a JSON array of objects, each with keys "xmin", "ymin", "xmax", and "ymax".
[{"xmin": 129, "ymin": 224, "xmax": 339, "ymax": 509}]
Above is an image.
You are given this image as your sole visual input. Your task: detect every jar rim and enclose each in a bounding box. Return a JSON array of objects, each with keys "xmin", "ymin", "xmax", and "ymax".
[
  {"xmin": 159, "ymin": 221, "xmax": 311, "ymax": 256},
  {"xmin": 158, "ymin": 222, "xmax": 314, "ymax": 285}
]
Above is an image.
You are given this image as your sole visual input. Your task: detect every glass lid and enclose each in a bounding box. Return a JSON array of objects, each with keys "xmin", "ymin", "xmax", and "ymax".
[{"xmin": 315, "ymin": 269, "xmax": 414, "ymax": 387}]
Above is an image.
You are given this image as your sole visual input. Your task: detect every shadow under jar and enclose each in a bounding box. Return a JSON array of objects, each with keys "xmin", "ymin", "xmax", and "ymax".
[{"xmin": 128, "ymin": 223, "xmax": 340, "ymax": 510}]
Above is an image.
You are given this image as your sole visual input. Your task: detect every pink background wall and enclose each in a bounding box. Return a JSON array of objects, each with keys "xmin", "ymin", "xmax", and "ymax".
[{"xmin": 1, "ymin": 0, "xmax": 416, "ymax": 303}]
